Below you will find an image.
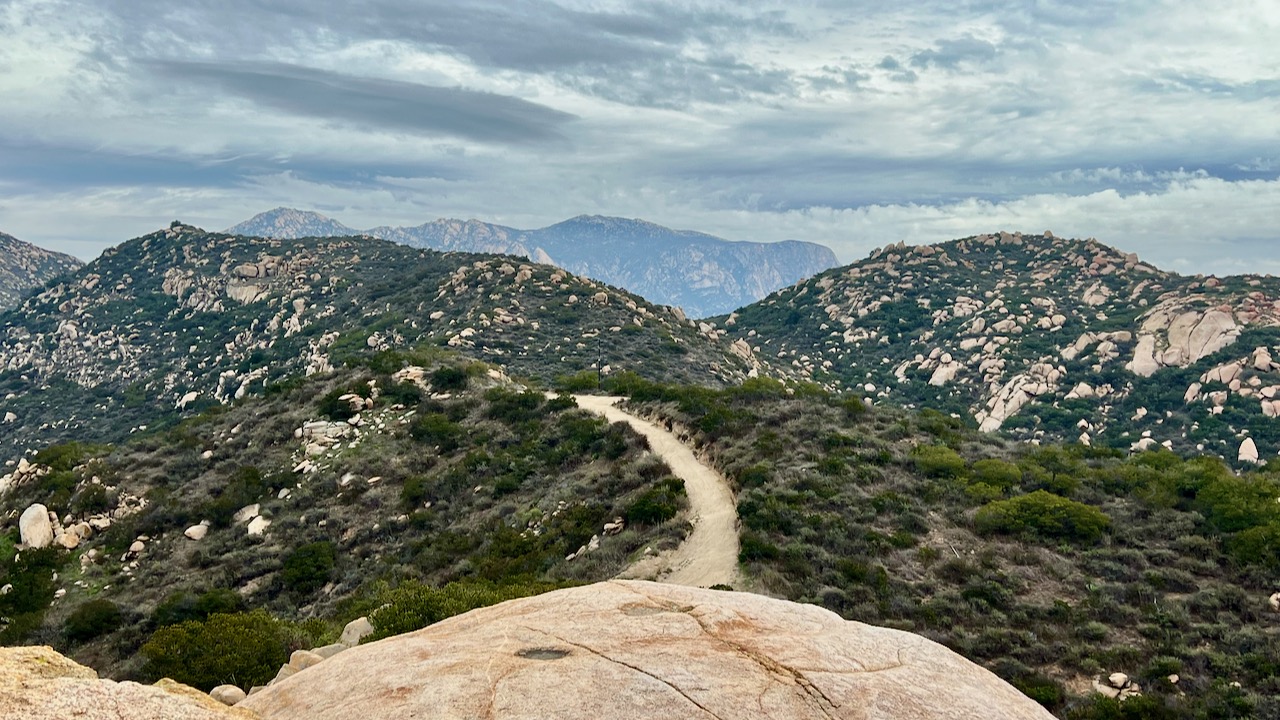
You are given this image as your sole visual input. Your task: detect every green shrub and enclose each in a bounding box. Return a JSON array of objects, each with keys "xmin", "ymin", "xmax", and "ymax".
[
  {"xmin": 974, "ymin": 490, "xmax": 1110, "ymax": 543},
  {"xmin": 971, "ymin": 459, "xmax": 1022, "ymax": 490},
  {"xmin": 153, "ymin": 588, "xmax": 244, "ymax": 628},
  {"xmin": 624, "ymin": 477, "xmax": 685, "ymax": 526},
  {"xmin": 281, "ymin": 541, "xmax": 337, "ymax": 596},
  {"xmin": 430, "ymin": 366, "xmax": 469, "ymax": 391},
  {"xmin": 409, "ymin": 413, "xmax": 462, "ymax": 451},
  {"xmin": 368, "ymin": 580, "xmax": 561, "ymax": 641},
  {"xmin": 64, "ymin": 599, "xmax": 124, "ymax": 642},
  {"xmin": 555, "ymin": 370, "xmax": 600, "ymax": 392},
  {"xmin": 912, "ymin": 445, "xmax": 966, "ymax": 478},
  {"xmin": 140, "ymin": 610, "xmax": 291, "ymax": 691}
]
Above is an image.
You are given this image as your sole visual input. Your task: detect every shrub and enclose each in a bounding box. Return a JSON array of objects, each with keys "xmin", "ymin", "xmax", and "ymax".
[
  {"xmin": 430, "ymin": 366, "xmax": 469, "ymax": 391},
  {"xmin": 64, "ymin": 599, "xmax": 124, "ymax": 642},
  {"xmin": 974, "ymin": 490, "xmax": 1111, "ymax": 543},
  {"xmin": 971, "ymin": 459, "xmax": 1022, "ymax": 491},
  {"xmin": 409, "ymin": 413, "xmax": 462, "ymax": 452},
  {"xmin": 624, "ymin": 477, "xmax": 685, "ymax": 526},
  {"xmin": 281, "ymin": 541, "xmax": 337, "ymax": 596},
  {"xmin": 912, "ymin": 445, "xmax": 966, "ymax": 478},
  {"xmin": 140, "ymin": 610, "xmax": 291, "ymax": 691},
  {"xmin": 153, "ymin": 588, "xmax": 244, "ymax": 628},
  {"xmin": 368, "ymin": 580, "xmax": 560, "ymax": 641}
]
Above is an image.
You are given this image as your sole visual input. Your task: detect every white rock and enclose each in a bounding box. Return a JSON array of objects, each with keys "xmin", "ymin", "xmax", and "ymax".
[
  {"xmin": 233, "ymin": 503, "xmax": 261, "ymax": 524},
  {"xmin": 1240, "ymin": 438, "xmax": 1260, "ymax": 464},
  {"xmin": 128, "ymin": 540, "xmax": 145, "ymax": 554},
  {"xmin": 247, "ymin": 516, "xmax": 272, "ymax": 536},
  {"xmin": 19, "ymin": 504, "xmax": 55, "ymax": 548},
  {"xmin": 210, "ymin": 684, "xmax": 247, "ymax": 706},
  {"xmin": 1108, "ymin": 673, "xmax": 1129, "ymax": 689},
  {"xmin": 184, "ymin": 524, "xmax": 209, "ymax": 541},
  {"xmin": 340, "ymin": 617, "xmax": 375, "ymax": 647}
]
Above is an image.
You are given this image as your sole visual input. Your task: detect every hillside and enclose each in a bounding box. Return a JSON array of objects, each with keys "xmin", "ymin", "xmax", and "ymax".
[
  {"xmin": 0, "ymin": 222, "xmax": 757, "ymax": 459},
  {"xmin": 602, "ymin": 376, "xmax": 1280, "ymax": 719},
  {"xmin": 228, "ymin": 208, "xmax": 839, "ymax": 317},
  {"xmin": 0, "ymin": 231, "xmax": 83, "ymax": 311},
  {"xmin": 0, "ymin": 356, "xmax": 693, "ymax": 682},
  {"xmin": 722, "ymin": 231, "xmax": 1280, "ymax": 464}
]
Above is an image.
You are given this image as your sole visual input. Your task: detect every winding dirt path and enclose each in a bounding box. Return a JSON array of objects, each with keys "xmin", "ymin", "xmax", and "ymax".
[{"xmin": 571, "ymin": 395, "xmax": 741, "ymax": 588}]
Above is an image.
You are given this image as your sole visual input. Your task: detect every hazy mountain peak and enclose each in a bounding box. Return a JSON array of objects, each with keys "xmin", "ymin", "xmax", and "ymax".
[
  {"xmin": 227, "ymin": 209, "xmax": 839, "ymax": 317},
  {"xmin": 225, "ymin": 207, "xmax": 357, "ymax": 239}
]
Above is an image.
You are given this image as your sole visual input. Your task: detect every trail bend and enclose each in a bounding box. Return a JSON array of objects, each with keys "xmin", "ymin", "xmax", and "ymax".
[{"xmin": 570, "ymin": 394, "xmax": 740, "ymax": 588}]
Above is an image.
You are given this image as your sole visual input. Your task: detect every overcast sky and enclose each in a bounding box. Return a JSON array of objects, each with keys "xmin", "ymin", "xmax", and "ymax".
[{"xmin": 1, "ymin": 0, "xmax": 1277, "ymax": 274}]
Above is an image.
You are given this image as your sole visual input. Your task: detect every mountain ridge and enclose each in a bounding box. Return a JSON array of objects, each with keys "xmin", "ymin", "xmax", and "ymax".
[
  {"xmin": 0, "ymin": 222, "xmax": 757, "ymax": 459},
  {"xmin": 0, "ymin": 231, "xmax": 84, "ymax": 311},
  {"xmin": 226, "ymin": 208, "xmax": 839, "ymax": 317},
  {"xmin": 722, "ymin": 229, "xmax": 1280, "ymax": 463}
]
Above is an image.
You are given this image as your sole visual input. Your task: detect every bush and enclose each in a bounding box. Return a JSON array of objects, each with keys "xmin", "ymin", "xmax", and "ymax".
[
  {"xmin": 368, "ymin": 580, "xmax": 560, "ymax": 641},
  {"xmin": 64, "ymin": 599, "xmax": 124, "ymax": 642},
  {"xmin": 153, "ymin": 588, "xmax": 244, "ymax": 628},
  {"xmin": 430, "ymin": 366, "xmax": 469, "ymax": 391},
  {"xmin": 409, "ymin": 413, "xmax": 462, "ymax": 452},
  {"xmin": 912, "ymin": 445, "xmax": 966, "ymax": 478},
  {"xmin": 281, "ymin": 541, "xmax": 337, "ymax": 596},
  {"xmin": 974, "ymin": 490, "xmax": 1111, "ymax": 543},
  {"xmin": 971, "ymin": 459, "xmax": 1022, "ymax": 490},
  {"xmin": 140, "ymin": 610, "xmax": 292, "ymax": 691},
  {"xmin": 624, "ymin": 477, "xmax": 685, "ymax": 526}
]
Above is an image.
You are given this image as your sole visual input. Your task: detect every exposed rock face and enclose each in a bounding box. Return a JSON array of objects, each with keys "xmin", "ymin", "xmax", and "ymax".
[
  {"xmin": 241, "ymin": 581, "xmax": 1054, "ymax": 720},
  {"xmin": 19, "ymin": 503, "xmax": 54, "ymax": 548},
  {"xmin": 0, "ymin": 645, "xmax": 257, "ymax": 719},
  {"xmin": 232, "ymin": 210, "xmax": 839, "ymax": 317},
  {"xmin": 0, "ymin": 231, "xmax": 83, "ymax": 311}
]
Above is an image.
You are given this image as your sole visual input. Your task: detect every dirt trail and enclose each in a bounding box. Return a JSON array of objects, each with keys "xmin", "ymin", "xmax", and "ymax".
[{"xmin": 571, "ymin": 395, "xmax": 741, "ymax": 588}]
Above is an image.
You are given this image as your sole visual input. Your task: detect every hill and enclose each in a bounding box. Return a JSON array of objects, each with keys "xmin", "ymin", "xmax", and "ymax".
[
  {"xmin": 0, "ymin": 355, "xmax": 694, "ymax": 682},
  {"xmin": 225, "ymin": 208, "xmax": 357, "ymax": 239},
  {"xmin": 0, "ymin": 231, "xmax": 83, "ymax": 311},
  {"xmin": 722, "ymin": 231, "xmax": 1280, "ymax": 465},
  {"xmin": 229, "ymin": 209, "xmax": 839, "ymax": 317},
  {"xmin": 0, "ymin": 222, "xmax": 757, "ymax": 459}
]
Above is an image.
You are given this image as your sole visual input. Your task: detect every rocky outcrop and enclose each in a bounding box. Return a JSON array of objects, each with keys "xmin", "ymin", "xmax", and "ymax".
[
  {"xmin": 241, "ymin": 580, "xmax": 1054, "ymax": 720},
  {"xmin": 0, "ymin": 645, "xmax": 257, "ymax": 719}
]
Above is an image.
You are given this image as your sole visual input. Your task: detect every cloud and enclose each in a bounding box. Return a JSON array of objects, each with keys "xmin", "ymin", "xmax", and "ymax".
[
  {"xmin": 909, "ymin": 35, "xmax": 999, "ymax": 69},
  {"xmin": 0, "ymin": 0, "xmax": 1277, "ymax": 282},
  {"xmin": 147, "ymin": 60, "xmax": 576, "ymax": 144}
]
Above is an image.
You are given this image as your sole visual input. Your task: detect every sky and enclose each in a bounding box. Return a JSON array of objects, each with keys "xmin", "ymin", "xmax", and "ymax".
[{"xmin": 1, "ymin": 0, "xmax": 1278, "ymax": 275}]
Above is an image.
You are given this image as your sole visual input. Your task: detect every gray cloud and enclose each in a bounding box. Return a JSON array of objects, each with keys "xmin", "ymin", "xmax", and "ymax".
[
  {"xmin": 0, "ymin": 0, "xmax": 1277, "ymax": 277},
  {"xmin": 146, "ymin": 60, "xmax": 576, "ymax": 144},
  {"xmin": 910, "ymin": 36, "xmax": 999, "ymax": 69}
]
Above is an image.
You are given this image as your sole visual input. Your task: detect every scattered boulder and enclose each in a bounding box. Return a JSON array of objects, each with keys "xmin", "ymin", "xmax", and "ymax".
[
  {"xmin": 210, "ymin": 684, "xmax": 248, "ymax": 706},
  {"xmin": 1268, "ymin": 592, "xmax": 1280, "ymax": 612},
  {"xmin": 185, "ymin": 523, "xmax": 210, "ymax": 541},
  {"xmin": 288, "ymin": 650, "xmax": 325, "ymax": 672},
  {"xmin": 339, "ymin": 617, "xmax": 375, "ymax": 647},
  {"xmin": 240, "ymin": 580, "xmax": 1055, "ymax": 720},
  {"xmin": 19, "ymin": 504, "xmax": 54, "ymax": 548},
  {"xmin": 1239, "ymin": 437, "xmax": 1260, "ymax": 464}
]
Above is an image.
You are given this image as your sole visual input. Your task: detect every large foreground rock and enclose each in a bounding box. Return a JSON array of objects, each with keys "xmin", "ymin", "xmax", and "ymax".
[
  {"xmin": 241, "ymin": 580, "xmax": 1053, "ymax": 720},
  {"xmin": 0, "ymin": 646, "xmax": 256, "ymax": 720}
]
